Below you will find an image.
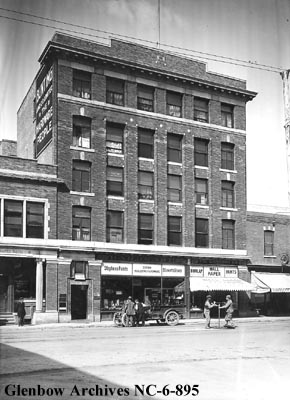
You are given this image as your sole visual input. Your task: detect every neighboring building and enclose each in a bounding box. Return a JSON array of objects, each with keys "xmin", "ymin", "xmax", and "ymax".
[
  {"xmin": 1, "ymin": 32, "xmax": 256, "ymax": 324},
  {"xmin": 247, "ymin": 205, "xmax": 290, "ymax": 316},
  {"xmin": 0, "ymin": 140, "xmax": 17, "ymax": 156}
]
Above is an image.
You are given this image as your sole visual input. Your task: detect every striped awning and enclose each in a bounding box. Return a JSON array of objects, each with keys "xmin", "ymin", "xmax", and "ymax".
[
  {"xmin": 190, "ymin": 277, "xmax": 254, "ymax": 292},
  {"xmin": 251, "ymin": 272, "xmax": 290, "ymax": 293}
]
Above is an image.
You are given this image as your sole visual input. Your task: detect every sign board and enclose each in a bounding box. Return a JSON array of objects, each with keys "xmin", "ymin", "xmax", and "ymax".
[
  {"xmin": 224, "ymin": 268, "xmax": 238, "ymax": 278},
  {"xmin": 101, "ymin": 263, "xmax": 132, "ymax": 275},
  {"xmin": 190, "ymin": 267, "xmax": 203, "ymax": 277},
  {"xmin": 133, "ymin": 263, "xmax": 161, "ymax": 276},
  {"xmin": 162, "ymin": 265, "xmax": 185, "ymax": 277},
  {"xmin": 35, "ymin": 66, "xmax": 53, "ymax": 156},
  {"xmin": 190, "ymin": 266, "xmax": 238, "ymax": 278}
]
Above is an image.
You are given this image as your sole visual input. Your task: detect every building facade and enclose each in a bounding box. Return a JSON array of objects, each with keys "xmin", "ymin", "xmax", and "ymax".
[{"xmin": 1, "ymin": 33, "xmax": 256, "ymax": 324}]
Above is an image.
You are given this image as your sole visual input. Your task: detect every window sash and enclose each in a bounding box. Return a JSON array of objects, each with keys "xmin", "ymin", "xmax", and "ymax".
[
  {"xmin": 73, "ymin": 71, "xmax": 91, "ymax": 99},
  {"xmin": 72, "ymin": 207, "xmax": 91, "ymax": 241},
  {"xmin": 195, "ymin": 219, "xmax": 209, "ymax": 248},
  {"xmin": 106, "ymin": 78, "xmax": 124, "ymax": 106},
  {"xmin": 106, "ymin": 227, "xmax": 123, "ymax": 243},
  {"xmin": 221, "ymin": 104, "xmax": 234, "ymax": 128},
  {"xmin": 221, "ymin": 181, "xmax": 234, "ymax": 208},
  {"xmin": 72, "ymin": 162, "xmax": 91, "ymax": 193},
  {"xmin": 195, "ymin": 179, "xmax": 208, "ymax": 205},
  {"xmin": 168, "ymin": 134, "xmax": 182, "ymax": 163},
  {"xmin": 168, "ymin": 175, "xmax": 182, "ymax": 202},
  {"xmin": 26, "ymin": 202, "xmax": 44, "ymax": 239},
  {"xmin": 107, "ymin": 211, "xmax": 123, "ymax": 228},
  {"xmin": 106, "ymin": 124, "xmax": 123, "ymax": 154},
  {"xmin": 194, "ymin": 139, "xmax": 208, "ymax": 167},
  {"xmin": 264, "ymin": 231, "xmax": 274, "ymax": 256},
  {"xmin": 222, "ymin": 221, "xmax": 235, "ymax": 249},
  {"xmin": 194, "ymin": 98, "xmax": 209, "ymax": 122},
  {"xmin": 72, "ymin": 117, "xmax": 91, "ymax": 148},
  {"xmin": 221, "ymin": 143, "xmax": 234, "ymax": 170},
  {"xmin": 4, "ymin": 200, "xmax": 23, "ymax": 237},
  {"xmin": 167, "ymin": 92, "xmax": 182, "ymax": 106}
]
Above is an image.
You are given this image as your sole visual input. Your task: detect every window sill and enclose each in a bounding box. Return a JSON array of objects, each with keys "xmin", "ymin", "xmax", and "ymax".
[
  {"xmin": 70, "ymin": 146, "xmax": 95, "ymax": 153},
  {"xmin": 264, "ymin": 256, "xmax": 276, "ymax": 258},
  {"xmin": 107, "ymin": 152, "xmax": 124, "ymax": 158},
  {"xmin": 194, "ymin": 165, "xmax": 209, "ymax": 170},
  {"xmin": 168, "ymin": 201, "xmax": 182, "ymax": 206},
  {"xmin": 219, "ymin": 168, "xmax": 237, "ymax": 173},
  {"xmin": 167, "ymin": 161, "xmax": 182, "ymax": 166},
  {"xmin": 220, "ymin": 207, "xmax": 238, "ymax": 211},
  {"xmin": 70, "ymin": 191, "xmax": 95, "ymax": 197},
  {"xmin": 195, "ymin": 204, "xmax": 209, "ymax": 208},
  {"xmin": 138, "ymin": 157, "xmax": 154, "ymax": 162},
  {"xmin": 107, "ymin": 195, "xmax": 125, "ymax": 200},
  {"xmin": 139, "ymin": 199, "xmax": 154, "ymax": 203}
]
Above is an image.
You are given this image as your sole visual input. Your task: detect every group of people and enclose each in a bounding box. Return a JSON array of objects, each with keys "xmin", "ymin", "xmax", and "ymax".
[
  {"xmin": 204, "ymin": 294, "xmax": 235, "ymax": 329},
  {"xmin": 123, "ymin": 296, "xmax": 150, "ymax": 327}
]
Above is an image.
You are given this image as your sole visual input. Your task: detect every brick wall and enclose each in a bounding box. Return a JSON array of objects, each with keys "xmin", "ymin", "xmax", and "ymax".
[{"xmin": 0, "ymin": 140, "xmax": 17, "ymax": 156}]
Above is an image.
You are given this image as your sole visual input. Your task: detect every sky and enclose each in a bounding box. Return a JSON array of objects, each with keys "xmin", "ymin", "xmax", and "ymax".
[{"xmin": 0, "ymin": 0, "xmax": 290, "ymax": 208}]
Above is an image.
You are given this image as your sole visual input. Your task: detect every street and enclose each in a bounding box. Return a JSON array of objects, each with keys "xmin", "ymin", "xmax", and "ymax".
[{"xmin": 0, "ymin": 319, "xmax": 290, "ymax": 400}]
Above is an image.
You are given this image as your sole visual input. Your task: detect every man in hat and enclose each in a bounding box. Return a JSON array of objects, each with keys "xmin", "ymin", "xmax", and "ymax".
[
  {"xmin": 124, "ymin": 296, "xmax": 135, "ymax": 327},
  {"xmin": 219, "ymin": 294, "xmax": 235, "ymax": 328},
  {"xmin": 204, "ymin": 294, "xmax": 217, "ymax": 329}
]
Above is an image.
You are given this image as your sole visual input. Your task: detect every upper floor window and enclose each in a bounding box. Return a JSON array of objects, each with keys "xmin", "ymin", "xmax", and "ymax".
[
  {"xmin": 73, "ymin": 70, "xmax": 91, "ymax": 99},
  {"xmin": 106, "ymin": 78, "xmax": 124, "ymax": 106},
  {"xmin": 221, "ymin": 142, "xmax": 235, "ymax": 170},
  {"xmin": 194, "ymin": 138, "xmax": 209, "ymax": 167},
  {"xmin": 195, "ymin": 178, "xmax": 208, "ymax": 205},
  {"xmin": 168, "ymin": 175, "xmax": 182, "ymax": 202},
  {"xmin": 194, "ymin": 97, "xmax": 209, "ymax": 123},
  {"xmin": 72, "ymin": 206, "xmax": 91, "ymax": 241},
  {"xmin": 168, "ymin": 133, "xmax": 182, "ymax": 163},
  {"xmin": 138, "ymin": 128, "xmax": 154, "ymax": 159},
  {"xmin": 107, "ymin": 211, "xmax": 124, "ymax": 243},
  {"xmin": 72, "ymin": 160, "xmax": 91, "ymax": 193},
  {"xmin": 168, "ymin": 216, "xmax": 182, "ymax": 246},
  {"xmin": 107, "ymin": 167, "xmax": 123, "ymax": 196},
  {"xmin": 26, "ymin": 202, "xmax": 44, "ymax": 239},
  {"xmin": 4, "ymin": 200, "xmax": 23, "ymax": 237},
  {"xmin": 264, "ymin": 230, "xmax": 274, "ymax": 256},
  {"xmin": 138, "ymin": 171, "xmax": 154, "ymax": 200},
  {"xmin": 195, "ymin": 218, "xmax": 209, "ymax": 248},
  {"xmin": 138, "ymin": 214, "xmax": 154, "ymax": 245},
  {"xmin": 137, "ymin": 85, "xmax": 154, "ymax": 112},
  {"xmin": 71, "ymin": 261, "xmax": 88, "ymax": 280},
  {"xmin": 221, "ymin": 181, "xmax": 235, "ymax": 208},
  {"xmin": 106, "ymin": 123, "xmax": 124, "ymax": 154},
  {"xmin": 221, "ymin": 103, "xmax": 234, "ymax": 128},
  {"xmin": 222, "ymin": 219, "xmax": 235, "ymax": 249},
  {"xmin": 72, "ymin": 116, "xmax": 91, "ymax": 149},
  {"xmin": 167, "ymin": 91, "xmax": 182, "ymax": 118}
]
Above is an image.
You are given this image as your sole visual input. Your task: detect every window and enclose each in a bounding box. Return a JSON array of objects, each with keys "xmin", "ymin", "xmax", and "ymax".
[
  {"xmin": 168, "ymin": 216, "xmax": 182, "ymax": 246},
  {"xmin": 72, "ymin": 161, "xmax": 91, "ymax": 193},
  {"xmin": 4, "ymin": 200, "xmax": 23, "ymax": 237},
  {"xmin": 72, "ymin": 116, "xmax": 91, "ymax": 148},
  {"xmin": 138, "ymin": 171, "xmax": 154, "ymax": 200},
  {"xmin": 138, "ymin": 214, "xmax": 154, "ymax": 245},
  {"xmin": 137, "ymin": 85, "xmax": 154, "ymax": 112},
  {"xmin": 72, "ymin": 206, "xmax": 91, "ymax": 241},
  {"xmin": 138, "ymin": 128, "xmax": 154, "ymax": 159},
  {"xmin": 106, "ymin": 78, "xmax": 124, "ymax": 106},
  {"xmin": 194, "ymin": 138, "xmax": 209, "ymax": 167},
  {"xmin": 195, "ymin": 218, "xmax": 209, "ymax": 247},
  {"xmin": 168, "ymin": 175, "xmax": 182, "ymax": 202},
  {"xmin": 221, "ymin": 181, "xmax": 235, "ymax": 208},
  {"xmin": 73, "ymin": 69, "xmax": 91, "ymax": 99},
  {"xmin": 222, "ymin": 220, "xmax": 235, "ymax": 249},
  {"xmin": 107, "ymin": 211, "xmax": 124, "ymax": 243},
  {"xmin": 221, "ymin": 103, "xmax": 234, "ymax": 128},
  {"xmin": 71, "ymin": 261, "xmax": 88, "ymax": 280},
  {"xmin": 167, "ymin": 91, "xmax": 182, "ymax": 117},
  {"xmin": 106, "ymin": 123, "xmax": 124, "ymax": 154},
  {"xmin": 107, "ymin": 167, "xmax": 123, "ymax": 196},
  {"xmin": 26, "ymin": 202, "xmax": 44, "ymax": 238},
  {"xmin": 221, "ymin": 142, "xmax": 235, "ymax": 170},
  {"xmin": 264, "ymin": 230, "xmax": 274, "ymax": 256},
  {"xmin": 194, "ymin": 97, "xmax": 209, "ymax": 123},
  {"xmin": 195, "ymin": 179, "xmax": 208, "ymax": 205},
  {"xmin": 168, "ymin": 133, "xmax": 182, "ymax": 163}
]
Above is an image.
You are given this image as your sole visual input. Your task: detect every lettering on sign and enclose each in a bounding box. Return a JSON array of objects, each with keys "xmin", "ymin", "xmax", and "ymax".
[
  {"xmin": 204, "ymin": 267, "xmax": 224, "ymax": 277},
  {"xmin": 224, "ymin": 268, "xmax": 238, "ymax": 277},
  {"xmin": 162, "ymin": 265, "xmax": 185, "ymax": 277},
  {"xmin": 101, "ymin": 263, "xmax": 132, "ymax": 275},
  {"xmin": 133, "ymin": 264, "xmax": 161, "ymax": 277},
  {"xmin": 190, "ymin": 267, "xmax": 203, "ymax": 277}
]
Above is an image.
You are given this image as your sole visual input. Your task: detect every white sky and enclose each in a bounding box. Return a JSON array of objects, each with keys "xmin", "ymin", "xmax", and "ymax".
[{"xmin": 0, "ymin": 0, "xmax": 290, "ymax": 208}]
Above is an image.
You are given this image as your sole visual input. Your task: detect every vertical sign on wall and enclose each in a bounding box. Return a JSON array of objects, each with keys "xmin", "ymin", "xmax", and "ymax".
[{"xmin": 35, "ymin": 66, "xmax": 53, "ymax": 157}]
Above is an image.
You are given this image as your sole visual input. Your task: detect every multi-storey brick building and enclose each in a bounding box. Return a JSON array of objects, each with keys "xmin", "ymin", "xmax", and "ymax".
[{"xmin": 1, "ymin": 32, "xmax": 257, "ymax": 324}]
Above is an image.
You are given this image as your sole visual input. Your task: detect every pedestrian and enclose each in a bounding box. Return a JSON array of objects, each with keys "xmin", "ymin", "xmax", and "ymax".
[
  {"xmin": 134, "ymin": 299, "xmax": 145, "ymax": 326},
  {"xmin": 204, "ymin": 294, "xmax": 217, "ymax": 329},
  {"xmin": 16, "ymin": 298, "xmax": 26, "ymax": 327},
  {"xmin": 124, "ymin": 296, "xmax": 135, "ymax": 327},
  {"xmin": 219, "ymin": 294, "xmax": 235, "ymax": 328}
]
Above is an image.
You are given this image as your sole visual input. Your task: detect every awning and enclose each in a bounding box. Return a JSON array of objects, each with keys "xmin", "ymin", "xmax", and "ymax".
[
  {"xmin": 251, "ymin": 272, "xmax": 290, "ymax": 293},
  {"xmin": 251, "ymin": 273, "xmax": 271, "ymax": 294},
  {"xmin": 190, "ymin": 277, "xmax": 254, "ymax": 292}
]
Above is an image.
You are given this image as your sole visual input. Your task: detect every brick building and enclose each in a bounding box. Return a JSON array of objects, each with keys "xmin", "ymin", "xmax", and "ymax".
[
  {"xmin": 1, "ymin": 32, "xmax": 257, "ymax": 324},
  {"xmin": 247, "ymin": 205, "xmax": 290, "ymax": 316}
]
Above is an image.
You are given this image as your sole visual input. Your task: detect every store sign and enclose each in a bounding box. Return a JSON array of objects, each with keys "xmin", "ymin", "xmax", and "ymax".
[
  {"xmin": 162, "ymin": 265, "xmax": 185, "ymax": 277},
  {"xmin": 190, "ymin": 267, "xmax": 203, "ymax": 277},
  {"xmin": 133, "ymin": 263, "xmax": 161, "ymax": 276},
  {"xmin": 101, "ymin": 263, "xmax": 132, "ymax": 275},
  {"xmin": 201, "ymin": 267, "xmax": 238, "ymax": 278},
  {"xmin": 35, "ymin": 66, "xmax": 53, "ymax": 157},
  {"xmin": 224, "ymin": 268, "xmax": 238, "ymax": 278}
]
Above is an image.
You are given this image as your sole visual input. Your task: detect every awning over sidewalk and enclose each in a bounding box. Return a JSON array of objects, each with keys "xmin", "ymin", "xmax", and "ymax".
[
  {"xmin": 251, "ymin": 272, "xmax": 290, "ymax": 293},
  {"xmin": 190, "ymin": 277, "xmax": 254, "ymax": 292}
]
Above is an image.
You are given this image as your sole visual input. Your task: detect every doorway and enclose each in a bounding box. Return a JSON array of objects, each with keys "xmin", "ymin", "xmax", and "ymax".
[
  {"xmin": 71, "ymin": 285, "xmax": 88, "ymax": 320},
  {"xmin": 0, "ymin": 276, "xmax": 8, "ymax": 313}
]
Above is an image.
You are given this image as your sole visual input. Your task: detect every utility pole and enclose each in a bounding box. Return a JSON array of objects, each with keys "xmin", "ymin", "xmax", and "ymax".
[{"xmin": 281, "ymin": 70, "xmax": 290, "ymax": 206}]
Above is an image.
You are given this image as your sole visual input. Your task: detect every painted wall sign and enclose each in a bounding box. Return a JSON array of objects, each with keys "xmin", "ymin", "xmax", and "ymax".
[
  {"xmin": 133, "ymin": 263, "xmax": 161, "ymax": 276},
  {"xmin": 162, "ymin": 265, "xmax": 185, "ymax": 277},
  {"xmin": 101, "ymin": 263, "xmax": 132, "ymax": 275},
  {"xmin": 35, "ymin": 66, "xmax": 53, "ymax": 156}
]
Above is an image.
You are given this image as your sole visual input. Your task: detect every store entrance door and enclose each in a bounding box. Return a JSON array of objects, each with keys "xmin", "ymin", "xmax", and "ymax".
[
  {"xmin": 71, "ymin": 285, "xmax": 87, "ymax": 320},
  {"xmin": 0, "ymin": 276, "xmax": 8, "ymax": 312}
]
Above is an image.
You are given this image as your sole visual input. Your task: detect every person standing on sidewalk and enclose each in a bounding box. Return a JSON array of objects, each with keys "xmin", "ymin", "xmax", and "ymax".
[
  {"xmin": 204, "ymin": 294, "xmax": 217, "ymax": 329},
  {"xmin": 219, "ymin": 294, "xmax": 235, "ymax": 328},
  {"xmin": 16, "ymin": 298, "xmax": 26, "ymax": 327},
  {"xmin": 124, "ymin": 296, "xmax": 135, "ymax": 327}
]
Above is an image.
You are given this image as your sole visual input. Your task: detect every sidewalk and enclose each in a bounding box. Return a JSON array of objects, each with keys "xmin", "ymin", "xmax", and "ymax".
[{"xmin": 1, "ymin": 315, "xmax": 289, "ymax": 331}]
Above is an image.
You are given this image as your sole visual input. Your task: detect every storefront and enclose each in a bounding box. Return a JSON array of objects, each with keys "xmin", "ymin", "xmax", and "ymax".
[
  {"xmin": 251, "ymin": 272, "xmax": 290, "ymax": 316},
  {"xmin": 101, "ymin": 263, "xmax": 185, "ymax": 320}
]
